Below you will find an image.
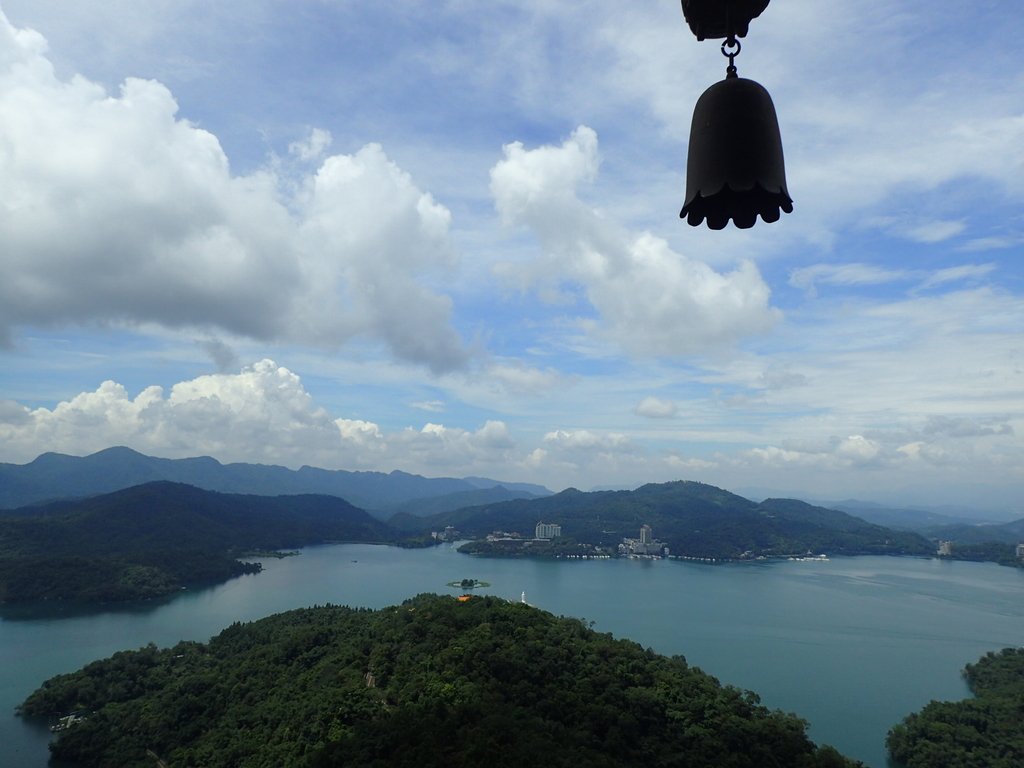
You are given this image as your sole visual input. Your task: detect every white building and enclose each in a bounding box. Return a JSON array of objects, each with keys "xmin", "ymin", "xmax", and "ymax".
[
  {"xmin": 622, "ymin": 524, "xmax": 664, "ymax": 556},
  {"xmin": 535, "ymin": 521, "xmax": 562, "ymax": 539},
  {"xmin": 640, "ymin": 524, "xmax": 652, "ymax": 545}
]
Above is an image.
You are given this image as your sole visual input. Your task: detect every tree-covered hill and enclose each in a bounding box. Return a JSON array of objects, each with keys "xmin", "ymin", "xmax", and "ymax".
[
  {"xmin": 887, "ymin": 647, "xmax": 1024, "ymax": 767},
  {"xmin": 21, "ymin": 594, "xmax": 860, "ymax": 768},
  {"xmin": 395, "ymin": 481, "xmax": 933, "ymax": 559},
  {"xmin": 0, "ymin": 481, "xmax": 392, "ymax": 603}
]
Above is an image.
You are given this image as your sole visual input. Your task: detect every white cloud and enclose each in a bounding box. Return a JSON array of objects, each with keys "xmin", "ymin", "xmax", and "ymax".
[
  {"xmin": 790, "ymin": 262, "xmax": 997, "ymax": 297},
  {"xmin": 916, "ymin": 263, "xmax": 995, "ymax": 291},
  {"xmin": 0, "ymin": 356, "xmax": 1020, "ymax": 506},
  {"xmin": 634, "ymin": 396, "xmax": 677, "ymax": 419},
  {"xmin": 334, "ymin": 418, "xmax": 385, "ymax": 451},
  {"xmin": 0, "ymin": 360, "xmax": 519, "ymax": 476},
  {"xmin": 902, "ymin": 219, "xmax": 967, "ymax": 244},
  {"xmin": 789, "ymin": 263, "xmax": 909, "ymax": 293},
  {"xmin": 489, "ymin": 127, "xmax": 780, "ymax": 356},
  {"xmin": 959, "ymin": 236, "xmax": 1022, "ymax": 253},
  {"xmin": 409, "ymin": 400, "xmax": 445, "ymax": 413},
  {"xmin": 0, "ymin": 13, "xmax": 468, "ymax": 371},
  {"xmin": 835, "ymin": 434, "xmax": 882, "ymax": 465},
  {"xmin": 289, "ymin": 127, "xmax": 332, "ymax": 162},
  {"xmin": 477, "ymin": 361, "xmax": 568, "ymax": 397}
]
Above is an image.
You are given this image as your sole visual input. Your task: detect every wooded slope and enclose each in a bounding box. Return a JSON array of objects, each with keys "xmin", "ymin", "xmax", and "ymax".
[{"xmin": 22, "ymin": 594, "xmax": 860, "ymax": 768}]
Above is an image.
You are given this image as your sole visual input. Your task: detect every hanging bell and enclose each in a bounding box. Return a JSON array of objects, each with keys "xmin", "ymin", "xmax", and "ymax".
[{"xmin": 680, "ymin": 74, "xmax": 793, "ymax": 230}]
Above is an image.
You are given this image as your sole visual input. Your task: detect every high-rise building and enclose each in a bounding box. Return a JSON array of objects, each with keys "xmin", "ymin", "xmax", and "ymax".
[
  {"xmin": 640, "ymin": 524, "xmax": 652, "ymax": 545},
  {"xmin": 535, "ymin": 521, "xmax": 562, "ymax": 539}
]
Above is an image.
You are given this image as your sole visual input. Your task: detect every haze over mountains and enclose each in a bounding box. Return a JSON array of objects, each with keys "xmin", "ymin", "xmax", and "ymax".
[
  {"xmin": 3, "ymin": 448, "xmax": 1018, "ymax": 538},
  {"xmin": 0, "ymin": 447, "xmax": 550, "ymax": 514}
]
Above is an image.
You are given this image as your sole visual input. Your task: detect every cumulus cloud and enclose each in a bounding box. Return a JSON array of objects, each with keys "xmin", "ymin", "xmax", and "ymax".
[
  {"xmin": 0, "ymin": 360, "xmax": 537, "ymax": 478},
  {"xmin": 744, "ymin": 435, "xmax": 885, "ymax": 472},
  {"xmin": 0, "ymin": 13, "xmax": 467, "ymax": 371},
  {"xmin": 489, "ymin": 126, "xmax": 780, "ymax": 357}
]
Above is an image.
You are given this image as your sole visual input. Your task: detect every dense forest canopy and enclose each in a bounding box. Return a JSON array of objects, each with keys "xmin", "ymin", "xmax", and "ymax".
[
  {"xmin": 21, "ymin": 594, "xmax": 860, "ymax": 768},
  {"xmin": 886, "ymin": 647, "xmax": 1024, "ymax": 767},
  {"xmin": 0, "ymin": 481, "xmax": 391, "ymax": 603}
]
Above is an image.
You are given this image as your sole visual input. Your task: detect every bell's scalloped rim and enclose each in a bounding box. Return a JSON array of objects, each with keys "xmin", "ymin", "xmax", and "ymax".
[{"xmin": 680, "ymin": 182, "xmax": 794, "ymax": 229}]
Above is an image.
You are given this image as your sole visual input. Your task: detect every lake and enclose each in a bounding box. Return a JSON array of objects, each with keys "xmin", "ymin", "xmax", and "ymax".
[{"xmin": 3, "ymin": 545, "xmax": 1023, "ymax": 767}]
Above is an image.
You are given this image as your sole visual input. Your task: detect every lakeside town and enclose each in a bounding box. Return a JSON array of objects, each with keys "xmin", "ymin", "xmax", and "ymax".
[{"xmin": 442, "ymin": 521, "xmax": 1024, "ymax": 566}]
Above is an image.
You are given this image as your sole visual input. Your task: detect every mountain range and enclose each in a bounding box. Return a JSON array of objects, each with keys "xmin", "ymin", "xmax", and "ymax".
[{"xmin": 0, "ymin": 447, "xmax": 550, "ymax": 513}]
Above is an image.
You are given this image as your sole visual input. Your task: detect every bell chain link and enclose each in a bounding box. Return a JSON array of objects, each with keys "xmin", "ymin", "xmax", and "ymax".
[{"xmin": 721, "ymin": 35, "xmax": 741, "ymax": 78}]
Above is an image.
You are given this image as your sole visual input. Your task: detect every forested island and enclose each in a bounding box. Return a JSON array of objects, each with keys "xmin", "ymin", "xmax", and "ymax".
[
  {"xmin": 21, "ymin": 593, "xmax": 860, "ymax": 767},
  {"xmin": 0, "ymin": 482, "xmax": 392, "ymax": 603},
  {"xmin": 886, "ymin": 647, "xmax": 1024, "ymax": 767}
]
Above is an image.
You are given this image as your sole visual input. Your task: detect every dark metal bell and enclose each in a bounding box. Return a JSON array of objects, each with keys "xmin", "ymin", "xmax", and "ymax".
[{"xmin": 680, "ymin": 76, "xmax": 793, "ymax": 230}]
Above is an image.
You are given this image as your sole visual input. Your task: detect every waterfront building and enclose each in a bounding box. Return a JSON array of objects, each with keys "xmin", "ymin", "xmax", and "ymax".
[
  {"xmin": 535, "ymin": 521, "xmax": 562, "ymax": 540},
  {"xmin": 432, "ymin": 525, "xmax": 460, "ymax": 542},
  {"xmin": 621, "ymin": 524, "xmax": 665, "ymax": 556},
  {"xmin": 937, "ymin": 540, "xmax": 953, "ymax": 556}
]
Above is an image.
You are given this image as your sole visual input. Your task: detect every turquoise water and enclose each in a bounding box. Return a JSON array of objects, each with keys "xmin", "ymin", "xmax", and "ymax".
[{"xmin": 3, "ymin": 546, "xmax": 1023, "ymax": 767}]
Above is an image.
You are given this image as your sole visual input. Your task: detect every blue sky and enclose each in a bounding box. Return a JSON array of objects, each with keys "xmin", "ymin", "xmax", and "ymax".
[{"xmin": 0, "ymin": 1, "xmax": 1022, "ymax": 512}]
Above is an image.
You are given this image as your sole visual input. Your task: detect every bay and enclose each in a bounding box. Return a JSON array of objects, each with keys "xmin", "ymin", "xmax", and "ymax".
[{"xmin": 3, "ymin": 545, "xmax": 1023, "ymax": 767}]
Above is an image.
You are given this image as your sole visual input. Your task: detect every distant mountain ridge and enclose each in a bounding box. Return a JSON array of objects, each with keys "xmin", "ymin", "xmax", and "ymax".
[
  {"xmin": 922, "ymin": 518, "xmax": 1024, "ymax": 545},
  {"xmin": 0, "ymin": 447, "xmax": 552, "ymax": 511},
  {"xmin": 824, "ymin": 500, "xmax": 1008, "ymax": 530}
]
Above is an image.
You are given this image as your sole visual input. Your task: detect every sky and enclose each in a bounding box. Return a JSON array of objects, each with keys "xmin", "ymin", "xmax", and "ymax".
[{"xmin": 0, "ymin": 1, "xmax": 1022, "ymax": 512}]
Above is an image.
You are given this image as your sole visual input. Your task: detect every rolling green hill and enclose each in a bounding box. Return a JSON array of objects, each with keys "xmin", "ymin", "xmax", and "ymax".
[
  {"xmin": 0, "ymin": 482, "xmax": 391, "ymax": 603},
  {"xmin": 21, "ymin": 594, "xmax": 859, "ymax": 768}
]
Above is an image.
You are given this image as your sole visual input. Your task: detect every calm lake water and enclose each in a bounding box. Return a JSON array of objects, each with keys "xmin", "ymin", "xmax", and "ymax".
[{"xmin": 3, "ymin": 545, "xmax": 1023, "ymax": 767}]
